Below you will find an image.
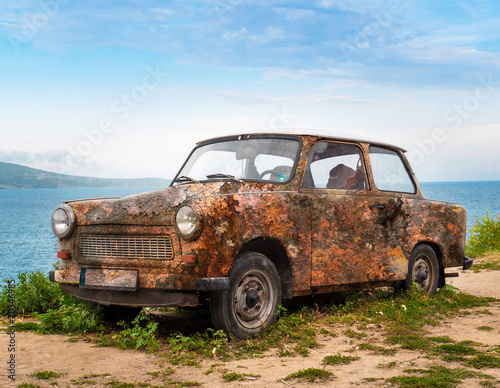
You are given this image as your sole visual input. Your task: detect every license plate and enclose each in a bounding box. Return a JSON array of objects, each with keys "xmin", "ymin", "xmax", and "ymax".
[{"xmin": 80, "ymin": 269, "xmax": 138, "ymax": 291}]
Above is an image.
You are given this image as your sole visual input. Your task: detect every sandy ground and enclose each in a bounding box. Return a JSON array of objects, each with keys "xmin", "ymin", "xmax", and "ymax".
[{"xmin": 1, "ymin": 263, "xmax": 499, "ymax": 388}]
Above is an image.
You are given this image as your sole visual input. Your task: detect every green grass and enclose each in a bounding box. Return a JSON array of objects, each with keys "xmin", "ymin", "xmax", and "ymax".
[
  {"xmin": 472, "ymin": 253, "xmax": 500, "ymax": 272},
  {"xmin": 70, "ymin": 378, "xmax": 97, "ymax": 385},
  {"xmin": 387, "ymin": 365, "xmax": 495, "ymax": 388},
  {"xmin": 322, "ymin": 354, "xmax": 360, "ymax": 365},
  {"xmin": 0, "ymin": 271, "xmax": 105, "ymax": 335},
  {"xmin": 283, "ymin": 367, "xmax": 335, "ymax": 383},
  {"xmin": 29, "ymin": 371, "xmax": 63, "ymax": 379},
  {"xmin": 466, "ymin": 211, "xmax": 500, "ymax": 258},
  {"xmin": 465, "ymin": 354, "xmax": 500, "ymax": 369},
  {"xmin": 97, "ymin": 315, "xmax": 159, "ymax": 353}
]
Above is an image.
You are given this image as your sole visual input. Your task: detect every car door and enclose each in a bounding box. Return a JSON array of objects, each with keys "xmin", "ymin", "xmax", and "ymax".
[{"xmin": 301, "ymin": 141, "xmax": 407, "ymax": 288}]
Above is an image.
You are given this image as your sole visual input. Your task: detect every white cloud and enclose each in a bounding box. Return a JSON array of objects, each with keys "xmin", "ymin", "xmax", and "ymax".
[{"xmin": 216, "ymin": 91, "xmax": 386, "ymax": 106}]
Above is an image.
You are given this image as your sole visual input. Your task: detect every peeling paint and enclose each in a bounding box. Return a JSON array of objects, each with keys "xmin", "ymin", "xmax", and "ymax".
[{"xmin": 52, "ymin": 133, "xmax": 468, "ymax": 306}]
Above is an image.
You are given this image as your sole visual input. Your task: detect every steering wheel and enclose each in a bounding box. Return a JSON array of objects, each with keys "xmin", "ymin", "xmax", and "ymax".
[{"xmin": 259, "ymin": 169, "xmax": 277, "ymax": 179}]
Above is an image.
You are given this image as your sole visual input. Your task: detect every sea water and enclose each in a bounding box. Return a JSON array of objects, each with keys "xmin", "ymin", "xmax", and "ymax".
[{"xmin": 0, "ymin": 182, "xmax": 499, "ymax": 281}]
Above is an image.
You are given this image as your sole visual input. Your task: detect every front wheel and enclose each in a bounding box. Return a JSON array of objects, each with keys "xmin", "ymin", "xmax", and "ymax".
[
  {"xmin": 405, "ymin": 244, "xmax": 439, "ymax": 295},
  {"xmin": 209, "ymin": 251, "xmax": 282, "ymax": 339}
]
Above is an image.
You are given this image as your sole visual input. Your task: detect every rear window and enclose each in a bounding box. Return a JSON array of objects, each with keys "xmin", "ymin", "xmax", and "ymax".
[{"xmin": 369, "ymin": 146, "xmax": 415, "ymax": 193}]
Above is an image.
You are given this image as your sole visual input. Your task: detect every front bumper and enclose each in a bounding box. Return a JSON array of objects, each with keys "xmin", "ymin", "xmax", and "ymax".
[{"xmin": 59, "ymin": 284, "xmax": 200, "ymax": 307}]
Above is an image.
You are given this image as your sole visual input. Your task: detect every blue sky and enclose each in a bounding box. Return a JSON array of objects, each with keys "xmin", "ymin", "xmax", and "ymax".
[{"xmin": 1, "ymin": 0, "xmax": 499, "ymax": 181}]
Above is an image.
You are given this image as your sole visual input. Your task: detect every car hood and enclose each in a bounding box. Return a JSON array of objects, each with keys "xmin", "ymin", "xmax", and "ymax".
[{"xmin": 67, "ymin": 181, "xmax": 275, "ymax": 226}]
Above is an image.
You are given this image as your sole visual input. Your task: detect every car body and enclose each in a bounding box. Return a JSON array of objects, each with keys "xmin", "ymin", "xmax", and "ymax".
[{"xmin": 50, "ymin": 131, "xmax": 472, "ymax": 339}]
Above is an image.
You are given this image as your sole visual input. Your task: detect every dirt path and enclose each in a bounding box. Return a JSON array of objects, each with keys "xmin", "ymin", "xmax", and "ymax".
[{"xmin": 1, "ymin": 265, "xmax": 499, "ymax": 388}]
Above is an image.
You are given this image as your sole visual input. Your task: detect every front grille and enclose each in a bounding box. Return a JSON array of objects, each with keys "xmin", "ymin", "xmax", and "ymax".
[{"xmin": 80, "ymin": 235, "xmax": 174, "ymax": 260}]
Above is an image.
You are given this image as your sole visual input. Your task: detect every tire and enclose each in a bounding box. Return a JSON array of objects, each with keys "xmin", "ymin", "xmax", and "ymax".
[
  {"xmin": 209, "ymin": 251, "xmax": 282, "ymax": 340},
  {"xmin": 404, "ymin": 244, "xmax": 439, "ymax": 295}
]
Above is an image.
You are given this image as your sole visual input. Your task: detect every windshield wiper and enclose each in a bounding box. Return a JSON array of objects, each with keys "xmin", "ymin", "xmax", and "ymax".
[
  {"xmin": 206, "ymin": 173, "xmax": 243, "ymax": 182},
  {"xmin": 173, "ymin": 175, "xmax": 199, "ymax": 184}
]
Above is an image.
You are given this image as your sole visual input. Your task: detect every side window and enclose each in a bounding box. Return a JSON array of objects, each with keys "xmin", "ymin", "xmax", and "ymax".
[
  {"xmin": 302, "ymin": 142, "xmax": 368, "ymax": 190},
  {"xmin": 369, "ymin": 146, "xmax": 415, "ymax": 193}
]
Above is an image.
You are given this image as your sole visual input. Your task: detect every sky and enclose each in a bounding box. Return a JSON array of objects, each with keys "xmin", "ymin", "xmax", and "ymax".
[{"xmin": 1, "ymin": 0, "xmax": 499, "ymax": 182}]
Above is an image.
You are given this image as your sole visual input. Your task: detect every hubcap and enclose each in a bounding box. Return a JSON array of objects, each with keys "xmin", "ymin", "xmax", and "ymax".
[
  {"xmin": 412, "ymin": 256, "xmax": 432, "ymax": 290},
  {"xmin": 233, "ymin": 270, "xmax": 274, "ymax": 329}
]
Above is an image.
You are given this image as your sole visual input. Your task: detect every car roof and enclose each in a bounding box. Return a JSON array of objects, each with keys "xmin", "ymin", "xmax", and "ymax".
[{"xmin": 197, "ymin": 128, "xmax": 407, "ymax": 152}]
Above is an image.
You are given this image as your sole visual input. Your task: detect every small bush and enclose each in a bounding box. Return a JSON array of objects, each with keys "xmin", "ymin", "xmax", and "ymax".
[
  {"xmin": 30, "ymin": 370, "xmax": 63, "ymax": 379},
  {"xmin": 37, "ymin": 304, "xmax": 104, "ymax": 334},
  {"xmin": 322, "ymin": 354, "xmax": 360, "ymax": 365},
  {"xmin": 466, "ymin": 211, "xmax": 500, "ymax": 258},
  {"xmin": 0, "ymin": 271, "xmax": 68, "ymax": 316},
  {"xmin": 106, "ymin": 315, "xmax": 160, "ymax": 353},
  {"xmin": 284, "ymin": 368, "xmax": 334, "ymax": 383}
]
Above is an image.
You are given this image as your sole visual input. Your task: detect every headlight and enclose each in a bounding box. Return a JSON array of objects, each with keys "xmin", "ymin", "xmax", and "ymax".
[
  {"xmin": 51, "ymin": 204, "xmax": 76, "ymax": 238},
  {"xmin": 176, "ymin": 206, "xmax": 198, "ymax": 236}
]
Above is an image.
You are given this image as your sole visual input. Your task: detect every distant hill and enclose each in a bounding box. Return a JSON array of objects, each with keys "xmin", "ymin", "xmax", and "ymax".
[{"xmin": 0, "ymin": 162, "xmax": 171, "ymax": 189}]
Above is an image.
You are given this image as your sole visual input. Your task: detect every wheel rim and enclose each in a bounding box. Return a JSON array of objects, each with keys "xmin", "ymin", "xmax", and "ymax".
[
  {"xmin": 411, "ymin": 254, "xmax": 434, "ymax": 292},
  {"xmin": 233, "ymin": 269, "xmax": 275, "ymax": 329}
]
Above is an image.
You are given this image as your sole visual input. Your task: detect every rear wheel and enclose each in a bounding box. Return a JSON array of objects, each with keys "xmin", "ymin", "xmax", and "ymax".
[
  {"xmin": 209, "ymin": 251, "xmax": 282, "ymax": 339},
  {"xmin": 405, "ymin": 244, "xmax": 439, "ymax": 295}
]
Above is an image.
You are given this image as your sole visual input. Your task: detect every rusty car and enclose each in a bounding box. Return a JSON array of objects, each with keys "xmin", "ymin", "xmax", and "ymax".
[{"xmin": 49, "ymin": 131, "xmax": 473, "ymax": 339}]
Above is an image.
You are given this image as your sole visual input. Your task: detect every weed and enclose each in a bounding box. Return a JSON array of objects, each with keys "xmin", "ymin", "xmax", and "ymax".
[
  {"xmin": 358, "ymin": 342, "xmax": 397, "ymax": 356},
  {"xmin": 167, "ymin": 328, "xmax": 229, "ymax": 364},
  {"xmin": 345, "ymin": 328, "xmax": 365, "ymax": 339},
  {"xmin": 435, "ymin": 343, "xmax": 478, "ymax": 356},
  {"xmin": 0, "ymin": 271, "xmax": 67, "ymax": 316},
  {"xmin": 17, "ymin": 384, "xmax": 41, "ymax": 388},
  {"xmin": 204, "ymin": 363, "xmax": 223, "ymax": 375},
  {"xmin": 465, "ymin": 354, "xmax": 500, "ymax": 369},
  {"xmin": 83, "ymin": 373, "xmax": 111, "ymax": 378},
  {"xmin": 106, "ymin": 381, "xmax": 136, "ymax": 388},
  {"xmin": 102, "ymin": 315, "xmax": 159, "ymax": 353},
  {"xmin": 6, "ymin": 321, "xmax": 39, "ymax": 332},
  {"xmin": 163, "ymin": 380, "xmax": 200, "ymax": 387},
  {"xmin": 222, "ymin": 372, "xmax": 243, "ymax": 382},
  {"xmin": 283, "ymin": 367, "xmax": 334, "ymax": 383},
  {"xmin": 378, "ymin": 361, "xmax": 397, "ymax": 368},
  {"xmin": 322, "ymin": 354, "xmax": 360, "ymax": 365},
  {"xmin": 387, "ymin": 365, "xmax": 494, "ymax": 388},
  {"xmin": 387, "ymin": 334, "xmax": 432, "ymax": 351},
  {"xmin": 163, "ymin": 367, "xmax": 175, "ymax": 377},
  {"xmin": 429, "ymin": 336, "xmax": 454, "ymax": 343},
  {"xmin": 478, "ymin": 326, "xmax": 494, "ymax": 331},
  {"xmin": 473, "ymin": 256, "xmax": 500, "ymax": 272},
  {"xmin": 37, "ymin": 304, "xmax": 104, "ymax": 334},
  {"xmin": 30, "ymin": 371, "xmax": 63, "ymax": 379},
  {"xmin": 70, "ymin": 378, "xmax": 97, "ymax": 385},
  {"xmin": 320, "ymin": 328, "xmax": 337, "ymax": 337},
  {"xmin": 466, "ymin": 211, "xmax": 500, "ymax": 258}
]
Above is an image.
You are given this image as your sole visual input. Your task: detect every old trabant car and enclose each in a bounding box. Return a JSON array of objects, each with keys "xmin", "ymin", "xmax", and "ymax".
[{"xmin": 50, "ymin": 131, "xmax": 473, "ymax": 339}]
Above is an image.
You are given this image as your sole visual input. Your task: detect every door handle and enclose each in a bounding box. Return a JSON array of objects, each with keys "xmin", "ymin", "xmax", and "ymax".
[{"xmin": 369, "ymin": 203, "xmax": 385, "ymax": 209}]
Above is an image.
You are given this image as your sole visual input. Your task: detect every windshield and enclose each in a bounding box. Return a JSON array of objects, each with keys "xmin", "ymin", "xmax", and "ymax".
[{"xmin": 174, "ymin": 136, "xmax": 301, "ymax": 184}]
